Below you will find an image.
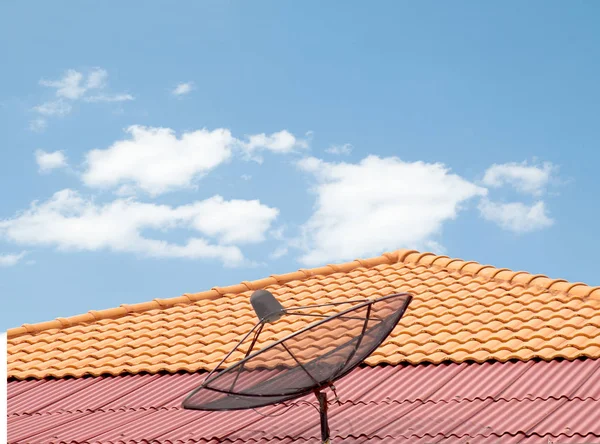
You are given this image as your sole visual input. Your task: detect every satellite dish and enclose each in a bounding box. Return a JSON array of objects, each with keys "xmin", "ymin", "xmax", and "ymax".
[{"xmin": 183, "ymin": 290, "xmax": 412, "ymax": 443}]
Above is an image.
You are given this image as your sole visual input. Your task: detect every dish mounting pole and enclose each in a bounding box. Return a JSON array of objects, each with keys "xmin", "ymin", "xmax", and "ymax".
[{"xmin": 315, "ymin": 390, "xmax": 330, "ymax": 444}]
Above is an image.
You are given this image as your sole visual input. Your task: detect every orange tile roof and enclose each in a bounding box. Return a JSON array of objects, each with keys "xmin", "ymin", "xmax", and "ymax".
[{"xmin": 7, "ymin": 249, "xmax": 600, "ymax": 380}]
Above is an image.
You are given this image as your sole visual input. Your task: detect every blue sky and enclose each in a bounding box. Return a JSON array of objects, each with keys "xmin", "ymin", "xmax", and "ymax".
[{"xmin": 1, "ymin": 1, "xmax": 599, "ymax": 331}]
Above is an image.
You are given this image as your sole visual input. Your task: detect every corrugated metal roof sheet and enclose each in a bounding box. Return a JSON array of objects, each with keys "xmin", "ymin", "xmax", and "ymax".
[{"xmin": 8, "ymin": 358, "xmax": 600, "ymax": 443}]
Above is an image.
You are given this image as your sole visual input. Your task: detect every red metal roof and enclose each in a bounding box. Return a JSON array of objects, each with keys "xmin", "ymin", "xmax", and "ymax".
[{"xmin": 8, "ymin": 358, "xmax": 600, "ymax": 443}]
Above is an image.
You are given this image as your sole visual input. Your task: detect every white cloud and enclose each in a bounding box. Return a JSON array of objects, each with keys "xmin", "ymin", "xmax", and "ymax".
[
  {"xmin": 482, "ymin": 161, "xmax": 555, "ymax": 196},
  {"xmin": 242, "ymin": 130, "xmax": 308, "ymax": 162},
  {"xmin": 83, "ymin": 94, "xmax": 134, "ymax": 103},
  {"xmin": 82, "ymin": 126, "xmax": 235, "ymax": 195},
  {"xmin": 82, "ymin": 126, "xmax": 307, "ymax": 195},
  {"xmin": 172, "ymin": 82, "xmax": 194, "ymax": 96},
  {"xmin": 33, "ymin": 100, "xmax": 72, "ymax": 116},
  {"xmin": 296, "ymin": 155, "xmax": 487, "ymax": 265},
  {"xmin": 188, "ymin": 196, "xmax": 279, "ymax": 244},
  {"xmin": 0, "ymin": 189, "xmax": 279, "ymax": 267},
  {"xmin": 478, "ymin": 199, "xmax": 553, "ymax": 233},
  {"xmin": 35, "ymin": 150, "xmax": 68, "ymax": 172},
  {"xmin": 0, "ymin": 252, "xmax": 26, "ymax": 267},
  {"xmin": 28, "ymin": 118, "xmax": 47, "ymax": 132},
  {"xmin": 241, "ymin": 174, "xmax": 252, "ymax": 181},
  {"xmin": 325, "ymin": 143, "xmax": 353, "ymax": 155}
]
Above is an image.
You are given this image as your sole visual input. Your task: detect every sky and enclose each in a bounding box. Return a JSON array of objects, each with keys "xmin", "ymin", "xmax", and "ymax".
[{"xmin": 1, "ymin": 1, "xmax": 599, "ymax": 332}]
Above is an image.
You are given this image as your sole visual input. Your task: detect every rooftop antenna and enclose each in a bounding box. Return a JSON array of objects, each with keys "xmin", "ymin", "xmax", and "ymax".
[{"xmin": 182, "ymin": 290, "xmax": 412, "ymax": 443}]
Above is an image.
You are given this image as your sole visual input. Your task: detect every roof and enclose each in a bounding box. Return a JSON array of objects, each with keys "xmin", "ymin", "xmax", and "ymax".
[
  {"xmin": 8, "ymin": 358, "xmax": 600, "ymax": 443},
  {"xmin": 8, "ymin": 249, "xmax": 600, "ymax": 380}
]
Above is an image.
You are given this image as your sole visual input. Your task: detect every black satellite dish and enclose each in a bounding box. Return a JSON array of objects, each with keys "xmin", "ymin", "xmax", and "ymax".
[{"xmin": 183, "ymin": 290, "xmax": 412, "ymax": 443}]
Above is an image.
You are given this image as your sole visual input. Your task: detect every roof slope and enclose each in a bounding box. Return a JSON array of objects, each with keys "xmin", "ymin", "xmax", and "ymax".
[
  {"xmin": 8, "ymin": 359, "xmax": 600, "ymax": 443},
  {"xmin": 8, "ymin": 249, "xmax": 600, "ymax": 379}
]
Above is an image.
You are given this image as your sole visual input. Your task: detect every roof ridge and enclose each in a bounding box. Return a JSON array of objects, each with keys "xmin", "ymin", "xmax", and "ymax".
[{"xmin": 8, "ymin": 249, "xmax": 600, "ymax": 340}]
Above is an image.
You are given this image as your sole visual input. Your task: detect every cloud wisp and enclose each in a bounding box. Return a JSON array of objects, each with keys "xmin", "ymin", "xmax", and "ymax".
[
  {"xmin": 28, "ymin": 118, "xmax": 47, "ymax": 133},
  {"xmin": 0, "ymin": 189, "xmax": 279, "ymax": 267},
  {"xmin": 0, "ymin": 252, "xmax": 26, "ymax": 267},
  {"xmin": 33, "ymin": 100, "xmax": 72, "ymax": 117},
  {"xmin": 31, "ymin": 68, "xmax": 134, "ymax": 128},
  {"xmin": 83, "ymin": 94, "xmax": 134, "ymax": 103},
  {"xmin": 172, "ymin": 82, "xmax": 194, "ymax": 96},
  {"xmin": 325, "ymin": 143, "xmax": 353, "ymax": 155},
  {"xmin": 39, "ymin": 69, "xmax": 102, "ymax": 100}
]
